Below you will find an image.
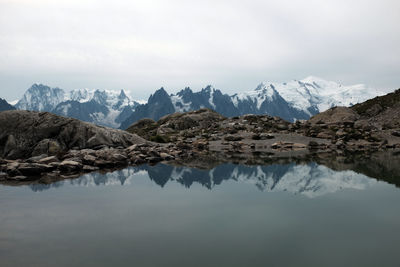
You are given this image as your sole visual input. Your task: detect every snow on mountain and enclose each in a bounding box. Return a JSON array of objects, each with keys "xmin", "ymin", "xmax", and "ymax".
[
  {"xmin": 14, "ymin": 76, "xmax": 386, "ymax": 129},
  {"xmin": 121, "ymin": 76, "xmax": 384, "ymax": 128},
  {"xmin": 56, "ymin": 89, "xmax": 140, "ymax": 127},
  {"xmin": 69, "ymin": 88, "xmax": 94, "ymax": 103},
  {"xmin": 14, "ymin": 84, "xmax": 141, "ymax": 128},
  {"xmin": 9, "ymin": 100, "xmax": 19, "ymax": 105},
  {"xmin": 232, "ymin": 82, "xmax": 279, "ymax": 110},
  {"xmin": 233, "ymin": 76, "xmax": 385, "ymax": 119},
  {"xmin": 15, "ymin": 84, "xmax": 65, "ymax": 111}
]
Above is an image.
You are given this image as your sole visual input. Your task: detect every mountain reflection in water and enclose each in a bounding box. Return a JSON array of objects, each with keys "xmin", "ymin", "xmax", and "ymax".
[{"xmin": 28, "ymin": 162, "xmax": 384, "ymax": 198}]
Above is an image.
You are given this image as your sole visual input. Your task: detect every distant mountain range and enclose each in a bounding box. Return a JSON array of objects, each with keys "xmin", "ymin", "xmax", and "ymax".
[
  {"xmin": 14, "ymin": 84, "xmax": 140, "ymax": 128},
  {"xmin": 120, "ymin": 76, "xmax": 384, "ymax": 128},
  {"xmin": 0, "ymin": 98, "xmax": 15, "ymax": 112},
  {"xmin": 29, "ymin": 162, "xmax": 376, "ymax": 198},
  {"xmin": 7, "ymin": 77, "xmax": 384, "ymax": 128}
]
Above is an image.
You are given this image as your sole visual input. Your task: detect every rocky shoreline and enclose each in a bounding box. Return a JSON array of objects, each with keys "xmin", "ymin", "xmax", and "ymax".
[
  {"xmin": 1, "ymin": 124, "xmax": 400, "ymax": 184},
  {"xmin": 0, "ymin": 142, "xmax": 201, "ymax": 183}
]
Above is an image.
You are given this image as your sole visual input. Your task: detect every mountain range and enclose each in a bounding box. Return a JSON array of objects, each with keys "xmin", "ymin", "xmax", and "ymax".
[
  {"xmin": 7, "ymin": 76, "xmax": 384, "ymax": 128},
  {"xmin": 14, "ymin": 84, "xmax": 140, "ymax": 128},
  {"xmin": 0, "ymin": 98, "xmax": 15, "ymax": 112},
  {"xmin": 120, "ymin": 76, "xmax": 383, "ymax": 128}
]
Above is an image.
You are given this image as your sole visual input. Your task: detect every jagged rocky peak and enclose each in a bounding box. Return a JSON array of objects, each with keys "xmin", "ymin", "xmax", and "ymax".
[
  {"xmin": 92, "ymin": 90, "xmax": 109, "ymax": 105},
  {"xmin": 68, "ymin": 87, "xmax": 133, "ymax": 108},
  {"xmin": 118, "ymin": 89, "xmax": 128, "ymax": 100},
  {"xmin": 15, "ymin": 83, "xmax": 66, "ymax": 112},
  {"xmin": 255, "ymin": 82, "xmax": 279, "ymax": 97},
  {"xmin": 177, "ymin": 87, "xmax": 193, "ymax": 96},
  {"xmin": 202, "ymin": 85, "xmax": 214, "ymax": 93},
  {"xmin": 148, "ymin": 87, "xmax": 170, "ymax": 103},
  {"xmin": 176, "ymin": 87, "xmax": 194, "ymax": 102},
  {"xmin": 69, "ymin": 88, "xmax": 93, "ymax": 102},
  {"xmin": 0, "ymin": 98, "xmax": 16, "ymax": 112},
  {"xmin": 112, "ymin": 89, "xmax": 132, "ymax": 110}
]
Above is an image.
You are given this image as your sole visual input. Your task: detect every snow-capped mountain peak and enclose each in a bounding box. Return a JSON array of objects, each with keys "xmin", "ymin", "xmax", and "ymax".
[
  {"xmin": 120, "ymin": 76, "xmax": 387, "ymax": 128},
  {"xmin": 14, "ymin": 76, "xmax": 387, "ymax": 129},
  {"xmin": 15, "ymin": 84, "xmax": 65, "ymax": 111},
  {"xmin": 15, "ymin": 84, "xmax": 140, "ymax": 128},
  {"xmin": 69, "ymin": 88, "xmax": 95, "ymax": 103},
  {"xmin": 232, "ymin": 82, "xmax": 281, "ymax": 110},
  {"xmin": 236, "ymin": 76, "xmax": 385, "ymax": 119}
]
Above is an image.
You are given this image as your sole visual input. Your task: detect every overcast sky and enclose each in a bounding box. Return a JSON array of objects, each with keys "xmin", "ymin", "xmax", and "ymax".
[{"xmin": 0, "ymin": 0, "xmax": 399, "ymax": 101}]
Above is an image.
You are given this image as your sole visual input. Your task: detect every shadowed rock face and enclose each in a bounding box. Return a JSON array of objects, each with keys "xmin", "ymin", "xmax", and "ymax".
[
  {"xmin": 0, "ymin": 98, "xmax": 15, "ymax": 112},
  {"xmin": 0, "ymin": 110, "xmax": 146, "ymax": 159}
]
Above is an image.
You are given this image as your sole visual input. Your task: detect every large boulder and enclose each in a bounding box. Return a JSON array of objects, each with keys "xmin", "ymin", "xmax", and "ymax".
[{"xmin": 0, "ymin": 110, "xmax": 147, "ymax": 159}]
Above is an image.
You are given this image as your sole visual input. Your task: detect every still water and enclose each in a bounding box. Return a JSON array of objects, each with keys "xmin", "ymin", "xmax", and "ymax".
[{"xmin": 1, "ymin": 162, "xmax": 400, "ymax": 267}]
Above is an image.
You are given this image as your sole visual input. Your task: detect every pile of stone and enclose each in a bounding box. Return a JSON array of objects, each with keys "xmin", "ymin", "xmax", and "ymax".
[
  {"xmin": 303, "ymin": 106, "xmax": 400, "ymax": 150},
  {"xmin": 0, "ymin": 142, "xmax": 207, "ymax": 182}
]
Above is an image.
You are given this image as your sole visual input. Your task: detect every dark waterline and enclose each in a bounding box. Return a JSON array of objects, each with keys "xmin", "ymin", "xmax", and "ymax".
[{"xmin": 1, "ymin": 162, "xmax": 400, "ymax": 267}]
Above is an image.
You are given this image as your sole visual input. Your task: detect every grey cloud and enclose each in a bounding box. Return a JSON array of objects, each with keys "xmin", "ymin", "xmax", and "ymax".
[{"xmin": 0, "ymin": 0, "xmax": 399, "ymax": 101}]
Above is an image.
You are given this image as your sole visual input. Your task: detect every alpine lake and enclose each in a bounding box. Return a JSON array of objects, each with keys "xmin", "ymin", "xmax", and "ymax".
[{"xmin": 1, "ymin": 151, "xmax": 400, "ymax": 267}]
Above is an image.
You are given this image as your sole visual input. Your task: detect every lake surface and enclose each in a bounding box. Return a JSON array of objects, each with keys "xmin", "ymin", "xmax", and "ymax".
[{"xmin": 1, "ymin": 161, "xmax": 400, "ymax": 267}]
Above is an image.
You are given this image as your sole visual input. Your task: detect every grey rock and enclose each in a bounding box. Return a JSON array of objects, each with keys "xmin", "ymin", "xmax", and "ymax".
[
  {"xmin": 59, "ymin": 160, "xmax": 83, "ymax": 172},
  {"xmin": 110, "ymin": 153, "xmax": 128, "ymax": 162},
  {"xmin": 160, "ymin": 152, "xmax": 174, "ymax": 160},
  {"xmin": 27, "ymin": 154, "xmax": 48, "ymax": 163},
  {"xmin": 18, "ymin": 163, "xmax": 53, "ymax": 176},
  {"xmin": 0, "ymin": 110, "xmax": 147, "ymax": 159},
  {"xmin": 38, "ymin": 156, "xmax": 59, "ymax": 164},
  {"xmin": 276, "ymin": 124, "xmax": 289, "ymax": 130},
  {"xmin": 308, "ymin": 141, "xmax": 319, "ymax": 147},
  {"xmin": 82, "ymin": 155, "xmax": 96, "ymax": 165},
  {"xmin": 0, "ymin": 171, "xmax": 7, "ymax": 180},
  {"xmin": 11, "ymin": 175, "xmax": 29, "ymax": 181},
  {"xmin": 83, "ymin": 165, "xmax": 99, "ymax": 172},
  {"xmin": 224, "ymin": 135, "xmax": 243, "ymax": 141},
  {"xmin": 392, "ymin": 131, "xmax": 400, "ymax": 137},
  {"xmin": 146, "ymin": 156, "xmax": 162, "ymax": 163}
]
